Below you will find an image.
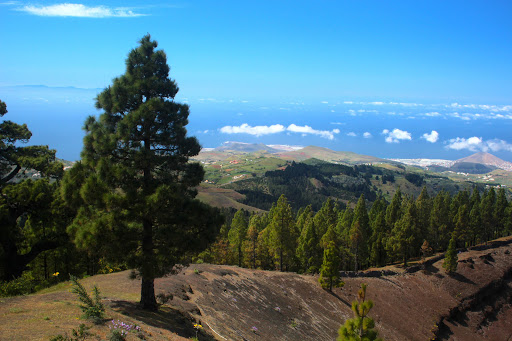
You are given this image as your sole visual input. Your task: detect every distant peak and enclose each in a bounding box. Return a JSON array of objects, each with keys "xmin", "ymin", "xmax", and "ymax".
[{"xmin": 456, "ymin": 152, "xmax": 512, "ymax": 172}]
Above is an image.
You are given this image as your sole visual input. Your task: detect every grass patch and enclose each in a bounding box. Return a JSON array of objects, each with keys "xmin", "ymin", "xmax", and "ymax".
[
  {"xmin": 9, "ymin": 307, "xmax": 28, "ymax": 314},
  {"xmin": 38, "ymin": 281, "xmax": 73, "ymax": 295}
]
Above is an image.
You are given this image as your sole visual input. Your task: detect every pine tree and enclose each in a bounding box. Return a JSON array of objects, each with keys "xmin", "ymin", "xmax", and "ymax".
[
  {"xmin": 351, "ymin": 194, "xmax": 370, "ymax": 270},
  {"xmin": 505, "ymin": 203, "xmax": 512, "ymax": 236},
  {"xmin": 453, "ymin": 204, "xmax": 469, "ymax": 246},
  {"xmin": 297, "ymin": 214, "xmax": 322, "ymax": 273},
  {"xmin": 495, "ymin": 188, "xmax": 508, "ymax": 238},
  {"xmin": 338, "ymin": 283, "xmax": 382, "ymax": 341},
  {"xmin": 296, "ymin": 205, "xmax": 313, "ymax": 233},
  {"xmin": 350, "ymin": 221, "xmax": 364, "ymax": 271},
  {"xmin": 268, "ymin": 194, "xmax": 295, "ymax": 271},
  {"xmin": 443, "ymin": 237, "xmax": 458, "ymax": 274},
  {"xmin": 368, "ymin": 195, "xmax": 387, "ymax": 224},
  {"xmin": 256, "ymin": 226, "xmax": 274, "ymax": 270},
  {"xmin": 337, "ymin": 207, "xmax": 354, "ymax": 240},
  {"xmin": 387, "ymin": 199, "xmax": 419, "ymax": 267},
  {"xmin": 416, "ymin": 186, "xmax": 432, "ymax": 244},
  {"xmin": 370, "ymin": 211, "xmax": 387, "ymax": 267},
  {"xmin": 314, "ymin": 198, "xmax": 338, "ymax": 238},
  {"xmin": 430, "ymin": 191, "xmax": 451, "ymax": 252},
  {"xmin": 481, "ymin": 188, "xmax": 496, "ymax": 242},
  {"xmin": 228, "ymin": 210, "xmax": 248, "ymax": 267},
  {"xmin": 243, "ymin": 214, "xmax": 261, "ymax": 269},
  {"xmin": 0, "ymin": 99, "xmax": 64, "ymax": 280},
  {"xmin": 468, "ymin": 189, "xmax": 482, "ymax": 245},
  {"xmin": 469, "ymin": 187, "xmax": 481, "ymax": 211},
  {"xmin": 337, "ymin": 207, "xmax": 354, "ymax": 271},
  {"xmin": 385, "ymin": 188, "xmax": 402, "ymax": 229},
  {"xmin": 319, "ymin": 241, "xmax": 344, "ymax": 291},
  {"xmin": 63, "ymin": 36, "xmax": 223, "ymax": 310}
]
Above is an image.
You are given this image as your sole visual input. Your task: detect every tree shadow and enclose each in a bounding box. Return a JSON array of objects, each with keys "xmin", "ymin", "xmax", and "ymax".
[
  {"xmin": 449, "ymin": 272, "xmax": 476, "ymax": 285},
  {"xmin": 109, "ymin": 300, "xmax": 215, "ymax": 341},
  {"xmin": 327, "ymin": 290, "xmax": 351, "ymax": 307},
  {"xmin": 422, "ymin": 263, "xmax": 439, "ymax": 275}
]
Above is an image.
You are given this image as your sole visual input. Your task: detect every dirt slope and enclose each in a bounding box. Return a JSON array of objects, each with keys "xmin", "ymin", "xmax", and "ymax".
[
  {"xmin": 161, "ymin": 237, "xmax": 512, "ymax": 341},
  {"xmin": 1, "ymin": 237, "xmax": 511, "ymax": 341}
]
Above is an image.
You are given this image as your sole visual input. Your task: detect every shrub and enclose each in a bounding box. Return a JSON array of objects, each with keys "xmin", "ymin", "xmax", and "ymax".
[
  {"xmin": 70, "ymin": 275, "xmax": 105, "ymax": 320},
  {"xmin": 338, "ymin": 283, "xmax": 382, "ymax": 341},
  {"xmin": 49, "ymin": 324, "xmax": 91, "ymax": 341},
  {"xmin": 0, "ymin": 272, "xmax": 35, "ymax": 297}
]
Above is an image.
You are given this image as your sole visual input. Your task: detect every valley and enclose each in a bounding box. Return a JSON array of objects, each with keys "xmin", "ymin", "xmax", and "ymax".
[{"xmin": 192, "ymin": 142, "xmax": 511, "ymax": 212}]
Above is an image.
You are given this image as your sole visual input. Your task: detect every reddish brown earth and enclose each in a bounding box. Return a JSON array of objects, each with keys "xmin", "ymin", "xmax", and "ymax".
[
  {"xmin": 161, "ymin": 237, "xmax": 512, "ymax": 341},
  {"xmin": 1, "ymin": 237, "xmax": 511, "ymax": 340}
]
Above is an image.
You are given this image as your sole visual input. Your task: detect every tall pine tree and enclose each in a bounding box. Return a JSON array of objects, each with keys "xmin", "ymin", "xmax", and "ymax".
[
  {"xmin": 64, "ymin": 36, "xmax": 222, "ymax": 310},
  {"xmin": 319, "ymin": 241, "xmax": 344, "ymax": 291},
  {"xmin": 268, "ymin": 194, "xmax": 295, "ymax": 271},
  {"xmin": 443, "ymin": 237, "xmax": 458, "ymax": 274},
  {"xmin": 228, "ymin": 210, "xmax": 248, "ymax": 267},
  {"xmin": 351, "ymin": 194, "xmax": 370, "ymax": 270}
]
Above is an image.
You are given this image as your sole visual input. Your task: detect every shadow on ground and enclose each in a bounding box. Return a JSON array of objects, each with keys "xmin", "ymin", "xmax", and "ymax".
[{"xmin": 109, "ymin": 300, "xmax": 215, "ymax": 341}]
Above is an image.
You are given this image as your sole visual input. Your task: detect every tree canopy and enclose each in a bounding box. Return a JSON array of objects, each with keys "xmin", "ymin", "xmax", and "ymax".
[{"xmin": 0, "ymin": 99, "xmax": 64, "ymax": 281}]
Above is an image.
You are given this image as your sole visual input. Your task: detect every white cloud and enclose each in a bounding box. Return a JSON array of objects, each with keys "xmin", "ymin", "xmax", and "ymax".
[
  {"xmin": 287, "ymin": 124, "xmax": 340, "ymax": 140},
  {"xmin": 446, "ymin": 137, "xmax": 512, "ymax": 152},
  {"xmin": 423, "ymin": 112, "xmax": 441, "ymax": 117},
  {"xmin": 363, "ymin": 132, "xmax": 372, "ymax": 139},
  {"xmin": 346, "ymin": 132, "xmax": 357, "ymax": 137},
  {"xmin": 331, "ymin": 122, "xmax": 345, "ymax": 126},
  {"xmin": 220, "ymin": 123, "xmax": 285, "ymax": 137},
  {"xmin": 447, "ymin": 136, "xmax": 483, "ymax": 151},
  {"xmin": 19, "ymin": 3, "xmax": 146, "ymax": 17},
  {"xmin": 219, "ymin": 123, "xmax": 340, "ymax": 140},
  {"xmin": 383, "ymin": 128, "xmax": 412, "ymax": 143},
  {"xmin": 422, "ymin": 130, "xmax": 439, "ymax": 143}
]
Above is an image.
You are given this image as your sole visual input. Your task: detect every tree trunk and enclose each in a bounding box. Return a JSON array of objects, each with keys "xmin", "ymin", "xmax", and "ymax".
[
  {"xmin": 280, "ymin": 249, "xmax": 283, "ymax": 272},
  {"xmin": 140, "ymin": 137, "xmax": 157, "ymax": 311},
  {"xmin": 141, "ymin": 277, "xmax": 157, "ymax": 310},
  {"xmin": 354, "ymin": 244, "xmax": 359, "ymax": 272},
  {"xmin": 252, "ymin": 240, "xmax": 256, "ymax": 269},
  {"xmin": 140, "ymin": 218, "xmax": 157, "ymax": 310}
]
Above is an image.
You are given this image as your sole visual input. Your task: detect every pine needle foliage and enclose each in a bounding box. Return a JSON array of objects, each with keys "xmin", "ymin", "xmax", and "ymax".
[
  {"xmin": 70, "ymin": 275, "xmax": 105, "ymax": 320},
  {"xmin": 443, "ymin": 237, "xmax": 458, "ymax": 274},
  {"xmin": 338, "ymin": 283, "xmax": 383, "ymax": 341},
  {"xmin": 319, "ymin": 241, "xmax": 344, "ymax": 291}
]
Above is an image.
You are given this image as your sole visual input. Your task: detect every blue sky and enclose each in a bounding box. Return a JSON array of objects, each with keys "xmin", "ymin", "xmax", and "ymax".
[{"xmin": 1, "ymin": 1, "xmax": 512, "ymax": 161}]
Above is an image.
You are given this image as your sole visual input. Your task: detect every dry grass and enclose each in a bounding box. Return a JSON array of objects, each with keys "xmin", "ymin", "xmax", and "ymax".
[{"xmin": 0, "ymin": 272, "xmax": 199, "ymax": 341}]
